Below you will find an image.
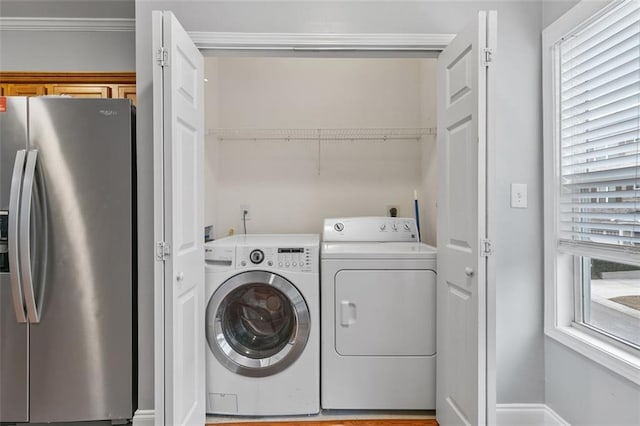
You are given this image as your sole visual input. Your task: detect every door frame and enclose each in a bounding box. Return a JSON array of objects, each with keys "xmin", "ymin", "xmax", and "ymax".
[{"xmin": 151, "ymin": 23, "xmax": 496, "ymax": 426}]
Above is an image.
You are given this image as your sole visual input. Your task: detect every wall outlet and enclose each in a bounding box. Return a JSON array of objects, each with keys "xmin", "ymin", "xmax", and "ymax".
[
  {"xmin": 386, "ymin": 205, "xmax": 399, "ymax": 217},
  {"xmin": 240, "ymin": 205, "xmax": 251, "ymax": 220}
]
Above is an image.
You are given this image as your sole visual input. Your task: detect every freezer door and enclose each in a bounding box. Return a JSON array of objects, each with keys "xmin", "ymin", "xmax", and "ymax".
[
  {"xmin": 0, "ymin": 97, "xmax": 29, "ymax": 422},
  {"xmin": 27, "ymin": 98, "xmax": 133, "ymax": 422}
]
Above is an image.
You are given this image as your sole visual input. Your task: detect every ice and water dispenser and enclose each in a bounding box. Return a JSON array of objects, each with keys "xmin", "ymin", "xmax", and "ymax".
[{"xmin": 0, "ymin": 211, "xmax": 8, "ymax": 272}]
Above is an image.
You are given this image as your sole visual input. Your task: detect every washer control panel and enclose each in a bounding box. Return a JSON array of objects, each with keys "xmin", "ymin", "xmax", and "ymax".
[
  {"xmin": 205, "ymin": 234, "xmax": 319, "ymax": 273},
  {"xmin": 324, "ymin": 217, "xmax": 419, "ymax": 242},
  {"xmin": 237, "ymin": 246, "xmax": 317, "ymax": 273}
]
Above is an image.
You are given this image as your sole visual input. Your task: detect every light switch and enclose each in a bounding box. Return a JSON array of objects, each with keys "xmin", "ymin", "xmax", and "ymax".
[{"xmin": 511, "ymin": 183, "xmax": 527, "ymax": 208}]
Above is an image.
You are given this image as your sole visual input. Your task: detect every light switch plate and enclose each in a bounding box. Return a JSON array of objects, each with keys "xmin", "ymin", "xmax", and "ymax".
[{"xmin": 511, "ymin": 183, "xmax": 527, "ymax": 208}]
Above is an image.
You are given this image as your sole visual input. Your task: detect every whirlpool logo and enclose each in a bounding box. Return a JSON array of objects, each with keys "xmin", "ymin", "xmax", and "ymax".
[{"xmin": 99, "ymin": 110, "xmax": 118, "ymax": 116}]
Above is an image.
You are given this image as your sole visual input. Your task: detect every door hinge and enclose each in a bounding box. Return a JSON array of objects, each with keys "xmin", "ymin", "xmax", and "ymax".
[
  {"xmin": 156, "ymin": 241, "xmax": 171, "ymax": 261},
  {"xmin": 156, "ymin": 47, "xmax": 169, "ymax": 67},
  {"xmin": 480, "ymin": 238, "xmax": 493, "ymax": 257},
  {"xmin": 482, "ymin": 47, "xmax": 494, "ymax": 67}
]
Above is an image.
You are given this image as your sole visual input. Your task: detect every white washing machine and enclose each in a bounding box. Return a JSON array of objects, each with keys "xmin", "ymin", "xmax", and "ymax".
[
  {"xmin": 321, "ymin": 217, "xmax": 437, "ymax": 410},
  {"xmin": 205, "ymin": 234, "xmax": 320, "ymax": 416}
]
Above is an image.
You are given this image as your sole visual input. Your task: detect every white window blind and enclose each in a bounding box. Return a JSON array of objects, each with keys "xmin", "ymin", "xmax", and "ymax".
[{"xmin": 559, "ymin": 0, "xmax": 640, "ymax": 253}]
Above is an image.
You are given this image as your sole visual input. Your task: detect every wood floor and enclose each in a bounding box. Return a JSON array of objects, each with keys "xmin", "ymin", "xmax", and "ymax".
[{"xmin": 208, "ymin": 421, "xmax": 437, "ymax": 426}]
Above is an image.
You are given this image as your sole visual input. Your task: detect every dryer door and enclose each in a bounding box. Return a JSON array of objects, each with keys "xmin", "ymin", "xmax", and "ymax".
[
  {"xmin": 206, "ymin": 270, "xmax": 310, "ymax": 377},
  {"xmin": 335, "ymin": 269, "xmax": 436, "ymax": 356}
]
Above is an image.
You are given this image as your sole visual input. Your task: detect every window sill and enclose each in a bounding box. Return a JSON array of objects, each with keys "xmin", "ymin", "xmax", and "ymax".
[{"xmin": 545, "ymin": 325, "xmax": 640, "ymax": 386}]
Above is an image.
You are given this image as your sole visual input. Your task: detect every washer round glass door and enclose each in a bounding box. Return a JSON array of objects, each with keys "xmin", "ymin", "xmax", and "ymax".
[{"xmin": 206, "ymin": 270, "xmax": 311, "ymax": 377}]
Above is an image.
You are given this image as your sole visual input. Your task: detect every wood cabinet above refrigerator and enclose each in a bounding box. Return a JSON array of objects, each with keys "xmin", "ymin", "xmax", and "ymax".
[{"xmin": 0, "ymin": 72, "xmax": 136, "ymax": 105}]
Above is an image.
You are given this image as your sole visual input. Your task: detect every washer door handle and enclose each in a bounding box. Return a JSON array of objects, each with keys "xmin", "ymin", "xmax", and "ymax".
[{"xmin": 340, "ymin": 300, "xmax": 356, "ymax": 327}]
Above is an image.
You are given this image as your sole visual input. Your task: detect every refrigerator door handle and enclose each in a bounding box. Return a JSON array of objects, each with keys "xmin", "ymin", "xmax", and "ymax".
[
  {"xmin": 21, "ymin": 150, "xmax": 43, "ymax": 324},
  {"xmin": 8, "ymin": 150, "xmax": 27, "ymax": 323}
]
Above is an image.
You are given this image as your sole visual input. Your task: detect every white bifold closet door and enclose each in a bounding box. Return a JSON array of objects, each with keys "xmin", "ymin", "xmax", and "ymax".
[
  {"xmin": 436, "ymin": 10, "xmax": 496, "ymax": 426},
  {"xmin": 152, "ymin": 10, "xmax": 206, "ymax": 426}
]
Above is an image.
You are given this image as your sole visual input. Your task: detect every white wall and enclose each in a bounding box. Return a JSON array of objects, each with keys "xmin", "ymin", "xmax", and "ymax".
[
  {"xmin": 0, "ymin": 31, "xmax": 135, "ymax": 71},
  {"xmin": 492, "ymin": 0, "xmax": 545, "ymax": 405},
  {"xmin": 0, "ymin": 0, "xmax": 133, "ymax": 17},
  {"xmin": 0, "ymin": 0, "xmax": 135, "ymax": 71},
  {"xmin": 136, "ymin": 0, "xmax": 547, "ymax": 413},
  {"xmin": 545, "ymin": 340, "xmax": 640, "ymax": 425},
  {"xmin": 205, "ymin": 57, "xmax": 434, "ymax": 240},
  {"xmin": 419, "ymin": 60, "xmax": 438, "ymax": 246},
  {"xmin": 542, "ymin": 2, "xmax": 640, "ymax": 425},
  {"xmin": 204, "ymin": 58, "xmax": 221, "ymax": 242},
  {"xmin": 541, "ymin": 0, "xmax": 579, "ymax": 27}
]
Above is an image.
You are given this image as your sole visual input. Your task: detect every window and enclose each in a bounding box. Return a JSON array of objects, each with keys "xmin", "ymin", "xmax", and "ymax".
[
  {"xmin": 578, "ymin": 258, "xmax": 640, "ymax": 347},
  {"xmin": 543, "ymin": 0, "xmax": 640, "ymax": 382}
]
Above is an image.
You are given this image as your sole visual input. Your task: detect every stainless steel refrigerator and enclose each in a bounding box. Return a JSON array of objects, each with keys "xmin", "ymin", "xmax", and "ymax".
[{"xmin": 0, "ymin": 97, "xmax": 135, "ymax": 423}]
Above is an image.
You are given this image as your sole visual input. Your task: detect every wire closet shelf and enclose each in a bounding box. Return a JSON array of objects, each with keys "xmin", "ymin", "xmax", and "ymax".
[{"xmin": 208, "ymin": 127, "xmax": 436, "ymax": 142}]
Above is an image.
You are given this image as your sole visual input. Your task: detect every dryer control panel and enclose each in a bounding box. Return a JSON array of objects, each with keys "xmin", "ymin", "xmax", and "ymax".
[
  {"xmin": 323, "ymin": 217, "xmax": 419, "ymax": 242},
  {"xmin": 236, "ymin": 246, "xmax": 317, "ymax": 273}
]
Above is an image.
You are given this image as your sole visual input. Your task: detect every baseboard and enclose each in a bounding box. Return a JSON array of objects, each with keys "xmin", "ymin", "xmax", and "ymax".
[
  {"xmin": 132, "ymin": 409, "xmax": 155, "ymax": 426},
  {"xmin": 496, "ymin": 404, "xmax": 570, "ymax": 426}
]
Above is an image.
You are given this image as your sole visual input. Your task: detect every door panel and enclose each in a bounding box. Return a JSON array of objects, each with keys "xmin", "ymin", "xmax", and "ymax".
[
  {"xmin": 153, "ymin": 11, "xmax": 205, "ymax": 426},
  {"xmin": 6, "ymin": 84, "xmax": 47, "ymax": 96},
  {"xmin": 176, "ymin": 291, "xmax": 198, "ymax": 422},
  {"xmin": 176, "ymin": 125, "xmax": 198, "ymax": 254},
  {"xmin": 0, "ymin": 97, "xmax": 29, "ymax": 423},
  {"xmin": 117, "ymin": 85, "xmax": 137, "ymax": 106},
  {"xmin": 335, "ymin": 269, "xmax": 436, "ymax": 356},
  {"xmin": 447, "ymin": 118, "xmax": 473, "ymax": 249},
  {"xmin": 436, "ymin": 11, "xmax": 495, "ymax": 426},
  {"xmin": 447, "ymin": 49, "xmax": 472, "ymax": 105},
  {"xmin": 50, "ymin": 84, "xmax": 111, "ymax": 98},
  {"xmin": 0, "ymin": 284, "xmax": 28, "ymax": 422},
  {"xmin": 27, "ymin": 98, "xmax": 133, "ymax": 422}
]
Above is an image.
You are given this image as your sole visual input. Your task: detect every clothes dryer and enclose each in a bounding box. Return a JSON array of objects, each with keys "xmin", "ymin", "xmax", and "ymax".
[
  {"xmin": 205, "ymin": 234, "xmax": 320, "ymax": 416},
  {"xmin": 321, "ymin": 217, "xmax": 437, "ymax": 410}
]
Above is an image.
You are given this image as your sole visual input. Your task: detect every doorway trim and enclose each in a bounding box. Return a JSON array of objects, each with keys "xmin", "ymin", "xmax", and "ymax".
[
  {"xmin": 188, "ymin": 31, "xmax": 455, "ymax": 51},
  {"xmin": 144, "ymin": 26, "xmax": 496, "ymax": 426}
]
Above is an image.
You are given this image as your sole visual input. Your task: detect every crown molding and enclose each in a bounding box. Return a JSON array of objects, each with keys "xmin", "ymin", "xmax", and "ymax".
[
  {"xmin": 189, "ymin": 31, "xmax": 455, "ymax": 51},
  {"xmin": 0, "ymin": 17, "xmax": 134, "ymax": 32},
  {"xmin": 0, "ymin": 20, "xmax": 451, "ymax": 50}
]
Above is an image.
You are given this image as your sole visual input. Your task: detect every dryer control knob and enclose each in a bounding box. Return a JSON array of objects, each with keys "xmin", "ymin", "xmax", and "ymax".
[
  {"xmin": 379, "ymin": 223, "xmax": 386, "ymax": 231},
  {"xmin": 334, "ymin": 222, "xmax": 344, "ymax": 232}
]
